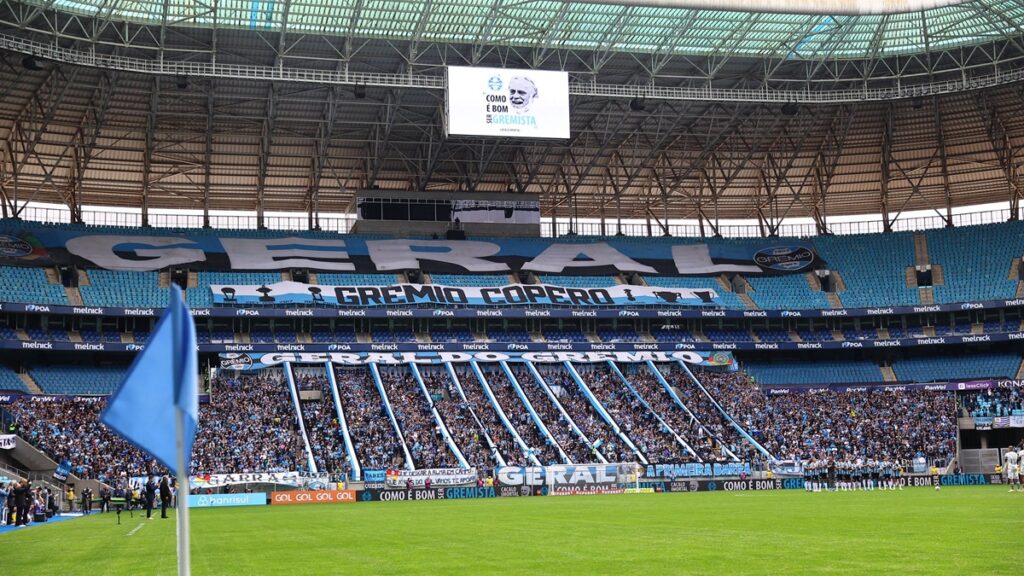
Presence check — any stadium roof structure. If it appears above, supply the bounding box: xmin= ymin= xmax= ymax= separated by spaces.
xmin=1 ymin=0 xmax=1024 ymax=233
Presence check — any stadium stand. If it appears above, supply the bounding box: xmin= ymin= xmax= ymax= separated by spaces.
xmin=80 ymin=270 xmax=165 ymax=307
xmin=812 ymin=232 xmax=918 ymax=308
xmin=743 ymin=359 xmax=884 ymax=385
xmin=891 ymin=353 xmax=1020 ymax=382
xmin=317 ymin=273 xmax=399 ymax=286
xmin=0 ymin=365 xmax=29 ymax=393
xmin=333 ymin=367 xmax=406 ymax=470
xmin=926 ymin=222 xmax=1024 ymax=303
xmin=29 ymin=365 xmax=126 ymax=395
xmin=746 ymin=275 xmax=829 ymax=310
xmin=651 ymin=276 xmax=744 ymax=309
xmin=430 ymin=274 xmax=511 ymax=287
xmin=538 ymin=275 xmax=618 ymax=287
xmin=379 ymin=369 xmax=459 ymax=469
xmin=0 ymin=266 xmax=68 ymax=305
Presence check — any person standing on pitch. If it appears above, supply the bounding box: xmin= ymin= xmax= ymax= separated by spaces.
xmin=159 ymin=476 xmax=172 ymax=519
xmin=144 ymin=474 xmax=157 ymax=519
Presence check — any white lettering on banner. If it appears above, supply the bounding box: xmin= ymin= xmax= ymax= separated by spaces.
xmin=210 ymin=281 xmax=716 ymax=307
xmin=65 ymin=235 xmax=206 ymax=272
xmin=366 ymin=240 xmax=509 ymax=272
xmin=671 ymin=244 xmax=760 ymax=275
xmin=0 ymin=434 xmax=16 ymax=449
xmin=220 ymin=237 xmax=354 ymax=271
xmin=384 ymin=468 xmax=479 ymax=488
xmin=496 ymin=464 xmax=635 ymax=487
xmin=190 ymin=471 xmax=301 ymax=489
xmin=522 ymin=242 xmax=656 ymax=274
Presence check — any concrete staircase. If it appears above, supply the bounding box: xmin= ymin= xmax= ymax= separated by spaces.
xmin=831 ymin=329 xmax=845 ymax=341
xmin=296 ymin=332 xmax=312 ymax=344
xmin=17 ymin=372 xmax=42 ymax=393
xmin=417 ymin=332 xmax=432 ymax=343
xmin=919 ymin=286 xmax=934 ymax=305
xmin=308 ymin=272 xmax=319 ymax=285
xmin=932 ymin=264 xmax=945 ymax=286
xmin=158 ymin=270 xmax=170 ymax=288
xmin=877 ymin=327 xmax=891 ymax=339
xmin=826 ymin=293 xmax=844 ymax=308
xmin=788 ymin=330 xmax=802 ymax=343
xmin=904 ymin=267 xmax=918 ymax=288
xmin=77 ymin=269 xmax=91 ymax=286
xmin=912 ymin=233 xmax=930 ymax=267
xmin=356 ymin=332 xmax=373 ymax=343
xmin=1015 ymin=357 xmax=1024 ymax=379
xmin=880 ymin=365 xmax=898 ymax=383
xmin=44 ymin=267 xmax=60 ymax=285
xmin=64 ymin=287 xmax=83 ymax=305
xmin=970 ymin=323 xmax=984 ymax=335
xmin=68 ymin=331 xmax=82 ymax=343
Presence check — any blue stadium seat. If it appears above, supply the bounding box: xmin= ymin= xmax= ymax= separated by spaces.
xmin=431 ymin=274 xmax=511 ymax=287
xmin=0 ymin=365 xmax=30 ymax=393
xmin=80 ymin=270 xmax=165 ymax=307
xmin=812 ymin=232 xmax=918 ymax=308
xmin=317 ymin=273 xmax=399 ymax=285
xmin=30 ymin=365 xmax=127 ymax=395
xmin=747 ymin=275 xmax=829 ymax=310
xmin=538 ymin=275 xmax=618 ymax=287
xmin=892 ymin=354 xmax=1020 ymax=382
xmin=0 ymin=266 xmax=68 ymax=305
xmin=744 ymin=359 xmax=883 ymax=385
xmin=927 ymin=221 xmax=1024 ymax=303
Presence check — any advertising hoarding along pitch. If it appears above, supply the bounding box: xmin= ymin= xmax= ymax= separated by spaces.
xmin=446 ymin=66 xmax=570 ymax=139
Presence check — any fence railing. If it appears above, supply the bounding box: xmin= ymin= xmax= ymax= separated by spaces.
xmin=8 ymin=203 xmax=1018 ymax=238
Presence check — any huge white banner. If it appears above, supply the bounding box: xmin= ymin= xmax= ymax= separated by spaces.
xmin=385 ymin=467 xmax=478 ymax=488
xmin=446 ymin=66 xmax=570 ymax=139
xmin=191 ymin=471 xmax=301 ymax=489
xmin=0 ymin=434 xmax=15 ymax=450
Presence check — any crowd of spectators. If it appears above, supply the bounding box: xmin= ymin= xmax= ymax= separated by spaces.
xmin=422 ymin=368 xmax=497 ymax=470
xmin=626 ymin=369 xmax=720 ymax=462
xmin=297 ymin=373 xmax=350 ymax=480
xmin=485 ymin=368 xmax=563 ymax=465
xmin=704 ymin=370 xmax=957 ymax=464
xmin=583 ymin=366 xmax=690 ymax=463
xmin=379 ymin=369 xmax=459 ymax=469
xmin=457 ymin=369 xmax=531 ymax=466
xmin=512 ymin=366 xmax=598 ymax=463
xmin=538 ymin=366 xmax=638 ymax=463
xmin=8 ymin=397 xmax=157 ymax=481
xmin=659 ymin=366 xmax=751 ymax=461
xmin=334 ymin=368 xmax=406 ymax=470
xmin=191 ymin=374 xmax=302 ymax=474
xmin=961 ymin=387 xmax=1024 ymax=417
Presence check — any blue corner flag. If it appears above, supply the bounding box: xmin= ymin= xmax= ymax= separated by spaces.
xmin=101 ymin=285 xmax=198 ymax=476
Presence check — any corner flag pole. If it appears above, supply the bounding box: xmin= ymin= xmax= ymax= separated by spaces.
xmin=176 ymin=406 xmax=191 ymax=576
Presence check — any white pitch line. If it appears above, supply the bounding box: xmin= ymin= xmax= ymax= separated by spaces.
xmin=126 ymin=522 xmax=145 ymax=537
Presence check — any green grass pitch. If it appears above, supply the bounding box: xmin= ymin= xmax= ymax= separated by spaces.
xmin=5 ymin=486 xmax=1021 ymax=575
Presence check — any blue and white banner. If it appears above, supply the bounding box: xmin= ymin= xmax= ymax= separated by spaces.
xmin=0 ymin=434 xmax=16 ymax=450
xmin=210 ymin=281 xmax=718 ymax=308
xmin=0 ymin=220 xmax=821 ymax=276
xmin=495 ymin=464 xmax=638 ymax=488
xmin=187 ymin=493 xmax=268 ymax=508
xmin=217 ymin=350 xmax=734 ymax=371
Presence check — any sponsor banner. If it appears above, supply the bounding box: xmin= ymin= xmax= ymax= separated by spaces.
xmin=622 ymin=487 xmax=656 ymax=494
xmin=446 ymin=66 xmax=570 ymax=139
xmin=549 ymin=486 xmax=626 ymax=497
xmin=5 ymin=333 xmax=1024 ymax=356
xmin=218 ymin=350 xmax=734 ymax=371
xmin=496 ymin=464 xmax=637 ymax=488
xmin=0 ymin=434 xmax=15 ymax=450
xmin=0 ymin=221 xmax=823 ymax=276
xmin=496 ymin=485 xmax=537 ymax=498
xmin=973 ymin=414 xmax=1024 ymax=429
xmin=211 ymin=281 xmax=718 ymax=308
xmin=0 ymin=302 xmax=1021 ymax=321
xmin=644 ymin=462 xmax=751 ymax=479
xmin=191 ymin=471 xmax=301 ymax=489
xmin=384 ymin=468 xmax=478 ymax=488
xmin=443 ymin=487 xmax=496 ymax=500
xmin=188 ymin=493 xmax=268 ymax=508
xmin=358 ymin=488 xmax=447 ymax=502
xmin=996 ymin=379 xmax=1024 ymax=388
xmin=53 ymin=460 xmax=72 ymax=482
xmin=762 ymin=380 xmax=996 ymax=394
xmin=270 ymin=490 xmax=357 ymax=505
xmin=0 ymin=392 xmax=21 ymax=404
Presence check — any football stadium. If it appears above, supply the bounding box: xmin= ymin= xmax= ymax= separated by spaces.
xmin=1 ymin=0 xmax=1024 ymax=573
